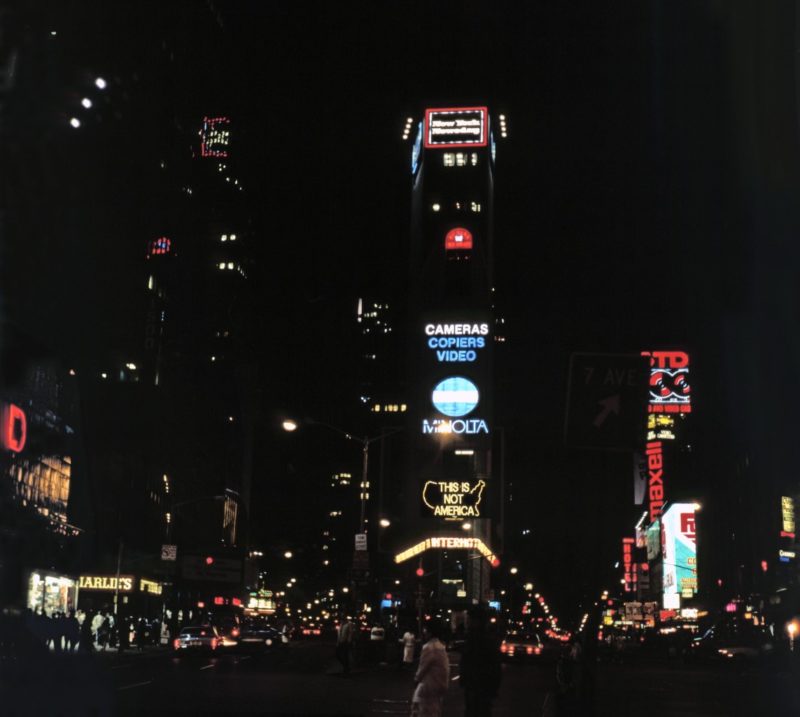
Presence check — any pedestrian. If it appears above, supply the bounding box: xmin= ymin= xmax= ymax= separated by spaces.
xmin=336 ymin=614 xmax=356 ymax=675
xmin=411 ymin=621 xmax=450 ymax=717
xmin=459 ymin=606 xmax=502 ymax=717
xmin=401 ymin=627 xmax=417 ymax=668
xmin=67 ymin=611 xmax=80 ymax=652
xmin=135 ymin=617 xmax=147 ymax=650
xmin=79 ymin=611 xmax=95 ymax=653
xmin=98 ymin=612 xmax=110 ymax=650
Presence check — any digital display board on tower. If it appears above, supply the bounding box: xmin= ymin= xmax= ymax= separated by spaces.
xmin=424 ymin=108 xmax=488 ymax=149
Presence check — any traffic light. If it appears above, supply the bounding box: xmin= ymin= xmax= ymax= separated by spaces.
xmin=205 ymin=556 xmax=214 ymax=565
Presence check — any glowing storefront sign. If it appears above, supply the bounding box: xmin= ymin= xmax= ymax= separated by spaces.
xmin=424 ymin=107 xmax=488 ymax=149
xmin=394 ymin=536 xmax=497 ymax=565
xmin=139 ymin=578 xmax=162 ymax=595
xmin=422 ymin=418 xmax=489 ymax=435
xmin=641 ymin=351 xmax=691 ymax=414
xmin=78 ymin=575 xmax=134 ymax=592
xmin=1 ymin=402 xmax=27 ymax=453
xmin=445 ymin=228 xmax=473 ymax=251
xmin=422 ymin=479 xmax=485 ymax=520
xmin=779 ymin=550 xmax=796 ymax=562
xmin=662 ymin=503 xmax=697 ymax=598
xmin=622 ymin=538 xmax=635 ymax=593
xmin=432 ymin=377 xmax=479 ymax=417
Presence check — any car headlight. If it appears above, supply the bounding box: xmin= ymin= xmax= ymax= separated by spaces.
xmin=265 ymin=638 xmax=273 ymax=646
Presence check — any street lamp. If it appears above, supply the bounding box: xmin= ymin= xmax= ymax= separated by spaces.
xmin=282 ymin=417 xmax=402 ymax=534
xmin=379 ymin=518 xmax=391 ymax=528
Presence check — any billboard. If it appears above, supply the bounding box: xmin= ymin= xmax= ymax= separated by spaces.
xmin=424 ymin=107 xmax=488 ymax=149
xmin=662 ymin=503 xmax=697 ymax=598
xmin=641 ymin=351 xmax=691 ymax=414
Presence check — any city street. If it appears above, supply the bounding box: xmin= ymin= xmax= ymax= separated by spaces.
xmin=6 ymin=639 xmax=800 ymax=716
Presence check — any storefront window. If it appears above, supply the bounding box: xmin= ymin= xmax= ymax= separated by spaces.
xmin=27 ymin=571 xmax=77 ymax=616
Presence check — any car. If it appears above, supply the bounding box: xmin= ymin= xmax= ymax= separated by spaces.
xmin=500 ymin=631 xmax=545 ymax=661
xmin=369 ymin=626 xmax=385 ymax=641
xmin=172 ymin=626 xmax=222 ymax=654
xmin=690 ymin=617 xmax=774 ymax=661
xmin=235 ymin=619 xmax=289 ymax=653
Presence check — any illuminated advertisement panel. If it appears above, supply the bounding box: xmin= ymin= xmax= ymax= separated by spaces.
xmin=781 ymin=496 xmax=795 ymax=537
xmin=1 ymin=402 xmax=27 ymax=453
xmin=641 ymin=351 xmax=691 ymax=414
xmin=445 ymin=228 xmax=473 ymax=251
xmin=662 ymin=503 xmax=697 ymax=598
xmin=424 ymin=107 xmax=488 ymax=149
xmin=421 ymin=479 xmax=486 ymax=520
xmin=420 ymin=318 xmax=491 ymax=436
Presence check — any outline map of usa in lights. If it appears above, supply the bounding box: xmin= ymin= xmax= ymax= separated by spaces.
xmin=432 ymin=377 xmax=479 ymax=417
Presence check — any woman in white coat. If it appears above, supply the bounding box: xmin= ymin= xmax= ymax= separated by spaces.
xmin=412 ymin=622 xmax=450 ymax=717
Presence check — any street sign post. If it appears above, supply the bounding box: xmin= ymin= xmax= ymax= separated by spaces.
xmin=354 ymin=533 xmax=367 ymax=551
xmin=564 ymin=352 xmax=648 ymax=451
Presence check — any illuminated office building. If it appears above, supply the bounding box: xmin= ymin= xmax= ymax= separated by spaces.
xmin=392 ymin=107 xmax=506 ymax=605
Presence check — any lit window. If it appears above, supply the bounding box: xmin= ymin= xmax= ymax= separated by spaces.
xmin=443 ymin=154 xmax=455 ymax=167
xmin=471 ymin=153 xmax=478 ymax=166
xmin=221 ymin=234 xmax=227 ymax=242
xmin=456 ymin=153 xmax=467 ymax=167
xmin=230 ymin=234 xmax=237 ymax=241
xmin=218 ymin=262 xmax=225 ymax=269
xmin=227 ymin=262 xmax=234 ymax=270
xmin=432 ymin=203 xmax=441 ymax=212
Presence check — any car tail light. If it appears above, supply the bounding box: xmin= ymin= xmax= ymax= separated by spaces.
xmin=526 ymin=646 xmax=534 ymax=655
xmin=500 ymin=643 xmax=507 ymax=653
xmin=211 ymin=638 xmax=218 ymax=650
xmin=173 ymin=638 xmax=180 ymax=650
xmin=535 ymin=647 xmax=542 ymax=655
xmin=231 ymin=628 xmax=240 ymax=637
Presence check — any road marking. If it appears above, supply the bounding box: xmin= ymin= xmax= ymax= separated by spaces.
xmin=118 ymin=681 xmax=152 ymax=691
xmin=200 ymin=663 xmax=215 ymax=670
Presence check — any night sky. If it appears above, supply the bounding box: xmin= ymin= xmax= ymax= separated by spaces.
xmin=5 ymin=1 xmax=797 ymax=624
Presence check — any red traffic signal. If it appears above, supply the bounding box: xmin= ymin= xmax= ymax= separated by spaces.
xmin=205 ymin=556 xmax=214 ymax=565
xmin=416 ymin=567 xmax=424 ymax=577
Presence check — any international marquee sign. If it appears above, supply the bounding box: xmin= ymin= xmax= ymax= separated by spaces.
xmin=422 ymin=479 xmax=486 ymax=520
xmin=424 ymin=107 xmax=488 ymax=149
xmin=394 ymin=536 xmax=498 ymax=565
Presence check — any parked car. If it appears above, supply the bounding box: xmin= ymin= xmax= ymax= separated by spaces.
xmin=172 ymin=626 xmax=222 ymax=655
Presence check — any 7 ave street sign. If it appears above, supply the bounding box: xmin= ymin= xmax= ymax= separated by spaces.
xmin=565 ymin=352 xmax=648 ymax=451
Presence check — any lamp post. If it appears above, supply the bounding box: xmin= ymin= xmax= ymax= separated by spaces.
xmin=283 ymin=418 xmax=402 ymax=536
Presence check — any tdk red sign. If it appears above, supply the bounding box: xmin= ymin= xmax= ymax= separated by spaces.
xmin=641 ymin=351 xmax=691 ymax=414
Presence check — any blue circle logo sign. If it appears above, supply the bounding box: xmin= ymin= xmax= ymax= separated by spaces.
xmin=432 ymin=377 xmax=479 ymax=417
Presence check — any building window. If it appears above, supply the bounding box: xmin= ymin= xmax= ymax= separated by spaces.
xmin=470 ymin=201 xmax=482 ymax=213
xmin=443 ymin=153 xmax=455 ymax=167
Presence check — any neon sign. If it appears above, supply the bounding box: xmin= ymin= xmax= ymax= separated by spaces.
xmin=646 ymin=441 xmax=665 ymax=523
xmin=1 ymin=402 xmax=26 ymax=453
xmin=445 ymin=228 xmax=473 ymax=251
xmin=79 ymin=575 xmax=134 ymax=592
xmin=641 ymin=351 xmax=691 ymax=414
xmin=623 ymin=538 xmax=635 ymax=592
xmin=424 ymin=107 xmax=488 ymax=149
xmin=782 ymin=496 xmax=795 ymax=533
xmin=200 ymin=116 xmax=230 ymax=158
xmin=422 ymin=480 xmax=485 ymax=520
xmin=394 ymin=536 xmax=498 ymax=565
xmin=425 ymin=323 xmax=488 ymax=363
xmin=422 ymin=418 xmax=489 ymax=435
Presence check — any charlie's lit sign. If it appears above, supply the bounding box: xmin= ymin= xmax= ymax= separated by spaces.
xmin=1 ymin=402 xmax=27 ymax=453
xmin=139 ymin=578 xmax=162 ymax=595
xmin=425 ymin=323 xmax=488 ymax=363
xmin=424 ymin=107 xmax=488 ymax=149
xmin=641 ymin=351 xmax=691 ymax=414
xmin=394 ymin=536 xmax=498 ymax=565
xmin=79 ymin=575 xmax=134 ymax=592
xmin=422 ymin=480 xmax=485 ymax=520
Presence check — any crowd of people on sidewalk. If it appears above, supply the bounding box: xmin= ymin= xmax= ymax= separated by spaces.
xmin=22 ymin=608 xmax=168 ymax=653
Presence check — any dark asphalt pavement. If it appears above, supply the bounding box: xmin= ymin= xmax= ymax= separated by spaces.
xmin=4 ymin=639 xmax=800 ymax=716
